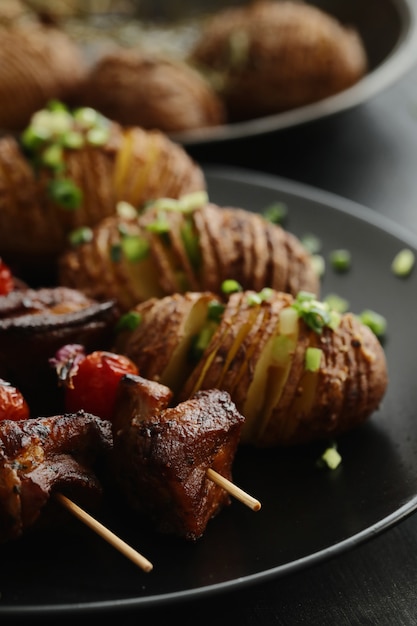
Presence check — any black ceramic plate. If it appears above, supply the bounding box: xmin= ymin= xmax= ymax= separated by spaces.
xmin=169 ymin=0 xmax=417 ymax=146
xmin=2 ymin=168 xmax=417 ymax=618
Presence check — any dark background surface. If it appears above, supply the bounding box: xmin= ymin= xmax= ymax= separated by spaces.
xmin=5 ymin=45 xmax=417 ymax=626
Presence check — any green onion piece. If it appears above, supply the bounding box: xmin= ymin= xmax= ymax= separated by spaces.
xmin=228 ymin=29 xmax=250 ymax=68
xmin=221 ymin=279 xmax=242 ymax=294
xmin=41 ymin=143 xmax=64 ymax=169
xmin=180 ymin=219 xmax=201 ymax=268
xmin=358 ymin=309 xmax=387 ymax=338
xmin=150 ymin=198 xmax=180 ymax=212
xmin=317 ymin=444 xmax=342 ymax=470
xmin=301 ymin=233 xmax=322 ymax=254
xmin=207 ymin=300 xmax=225 ymax=322
xmin=292 ymin=291 xmax=339 ymax=334
xmin=116 ymin=311 xmax=142 ymax=332
xmin=311 ymin=254 xmax=325 ymax=278
xmin=262 ymin=201 xmax=288 ymax=224
xmin=329 ymin=249 xmax=351 ymax=272
xmin=305 ymin=347 xmax=322 ymax=372
xmin=391 ymin=248 xmax=415 ymax=277
xmin=21 ymin=124 xmax=51 ymax=150
xmin=47 ymin=178 xmax=82 ymax=210
xmin=190 ymin=321 xmax=217 ymax=362
xmin=61 ymin=130 xmax=84 ymax=149
xmin=177 ymin=190 xmax=208 ymax=213
xmin=68 ymin=226 xmax=93 ymax=246
xmin=323 ymin=293 xmax=349 ymax=313
xmin=258 ymin=287 xmax=274 ymax=301
xmin=247 ymin=292 xmax=262 ymax=306
xmin=116 ymin=201 xmax=137 ymax=219
xmin=47 ymin=99 xmax=68 ymax=112
xmin=86 ymin=126 xmax=110 ymax=146
xmin=145 ymin=212 xmax=171 ymax=234
xmin=73 ymin=107 xmax=103 ymax=129
xmin=121 ymin=236 xmax=150 ymax=262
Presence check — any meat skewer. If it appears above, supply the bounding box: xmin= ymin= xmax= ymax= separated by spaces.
xmin=111 ymin=373 xmax=258 ymax=540
xmin=0 ymin=411 xmax=153 ymax=571
xmin=55 ymin=493 xmax=153 ymax=572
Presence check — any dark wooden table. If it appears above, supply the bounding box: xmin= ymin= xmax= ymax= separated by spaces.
xmin=13 ymin=59 xmax=417 ymax=626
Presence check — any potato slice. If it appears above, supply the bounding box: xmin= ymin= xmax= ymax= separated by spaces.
xmin=118 ymin=291 xmax=217 ymax=394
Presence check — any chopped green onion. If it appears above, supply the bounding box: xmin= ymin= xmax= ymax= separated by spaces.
xmin=121 ymin=236 xmax=150 ymax=262
xmin=41 ymin=143 xmax=64 ymax=169
xmin=358 ymin=309 xmax=387 ymax=338
xmin=301 ymin=233 xmax=322 ymax=254
xmin=145 ymin=212 xmax=171 ymax=233
xmin=317 ymin=443 xmax=342 ymax=470
xmin=116 ymin=311 xmax=142 ymax=332
xmin=61 ymin=131 xmax=84 ymax=149
xmin=311 ymin=254 xmax=325 ymax=278
xmin=178 ymin=190 xmax=208 ymax=212
xmin=258 ymin=287 xmax=274 ymax=301
xmin=292 ymin=291 xmax=340 ymax=334
xmin=68 ymin=226 xmax=93 ymax=246
xmin=323 ymin=293 xmax=349 ymax=314
xmin=247 ymin=292 xmax=262 ymax=306
xmin=221 ymin=279 xmax=242 ymax=294
xmin=116 ymin=201 xmax=137 ymax=219
xmin=329 ymin=249 xmax=351 ymax=272
xmin=47 ymin=178 xmax=82 ymax=210
xmin=73 ymin=106 xmax=104 ymax=129
xmin=86 ymin=126 xmax=110 ymax=146
xmin=391 ymin=248 xmax=415 ymax=277
xmin=207 ymin=300 xmax=225 ymax=322
xmin=262 ymin=201 xmax=287 ymax=224
xmin=305 ymin=347 xmax=322 ymax=372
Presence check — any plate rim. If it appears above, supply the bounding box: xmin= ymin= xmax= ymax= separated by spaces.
xmin=169 ymin=0 xmax=417 ymax=146
xmin=2 ymin=166 xmax=417 ymax=617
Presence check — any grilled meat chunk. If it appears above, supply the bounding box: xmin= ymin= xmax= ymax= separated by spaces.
xmin=111 ymin=374 xmax=244 ymax=540
xmin=0 ymin=412 xmax=112 ymax=542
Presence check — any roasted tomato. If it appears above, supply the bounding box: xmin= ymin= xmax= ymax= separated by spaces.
xmin=0 ymin=379 xmax=30 ymax=421
xmin=52 ymin=344 xmax=139 ymax=421
xmin=0 ymin=259 xmax=14 ymax=295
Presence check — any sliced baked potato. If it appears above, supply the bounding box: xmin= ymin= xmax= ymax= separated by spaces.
xmin=59 ymin=197 xmax=319 ymax=311
xmin=189 ymin=0 xmax=368 ymax=121
xmin=0 ymin=102 xmax=205 ymax=279
xmin=115 ymin=289 xmax=388 ymax=447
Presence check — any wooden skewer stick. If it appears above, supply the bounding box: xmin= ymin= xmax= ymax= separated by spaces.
xmin=55 ymin=493 xmax=153 ymax=572
xmin=206 ymin=468 xmax=261 ymax=511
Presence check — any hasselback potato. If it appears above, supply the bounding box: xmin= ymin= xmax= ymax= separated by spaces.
xmin=114 ymin=289 xmax=388 ymax=447
xmin=58 ymin=196 xmax=319 ymax=312
xmin=189 ymin=0 xmax=367 ymax=122
xmin=0 ymin=102 xmax=205 ymax=278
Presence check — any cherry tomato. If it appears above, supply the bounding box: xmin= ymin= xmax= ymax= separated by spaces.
xmin=0 ymin=379 xmax=30 ymax=421
xmin=64 ymin=350 xmax=139 ymax=421
xmin=0 ymin=259 xmax=14 ymax=295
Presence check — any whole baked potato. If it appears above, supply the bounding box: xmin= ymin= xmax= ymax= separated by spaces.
xmin=189 ymin=0 xmax=368 ymax=121
xmin=114 ymin=289 xmax=388 ymax=447
xmin=58 ymin=196 xmax=319 ymax=311
xmin=77 ymin=48 xmax=226 ymax=134
xmin=0 ymin=103 xmax=205 ymax=280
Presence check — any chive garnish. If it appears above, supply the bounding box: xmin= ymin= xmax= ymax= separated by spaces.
xmin=391 ymin=248 xmax=415 ymax=277
xmin=116 ymin=311 xmax=142 ymax=332
xmin=47 ymin=178 xmax=83 ymax=210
